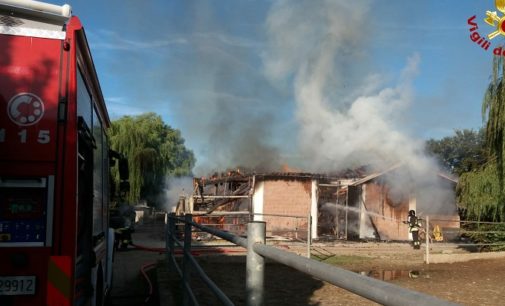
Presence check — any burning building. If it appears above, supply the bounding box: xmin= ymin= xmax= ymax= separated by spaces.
xmin=182 ymin=164 xmax=460 ymax=242
xmin=345 ymin=164 xmax=460 ymax=241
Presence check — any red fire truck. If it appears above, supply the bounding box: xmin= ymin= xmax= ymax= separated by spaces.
xmin=0 ymin=1 xmax=124 ymax=305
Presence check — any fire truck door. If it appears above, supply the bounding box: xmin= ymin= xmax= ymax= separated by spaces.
xmin=75 ymin=116 xmax=94 ymax=303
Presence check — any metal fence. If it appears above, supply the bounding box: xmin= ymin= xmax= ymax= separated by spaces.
xmin=186 ymin=212 xmax=312 ymax=257
xmin=189 ymin=212 xmax=309 ymax=236
xmin=165 ymin=213 xmax=458 ymax=306
xmin=422 ymin=216 xmax=505 ymax=264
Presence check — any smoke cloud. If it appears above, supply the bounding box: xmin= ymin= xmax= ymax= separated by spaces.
xmin=110 ymin=1 xmax=455 ymax=214
xmin=263 ymin=0 xmax=421 ymax=171
xmin=161 ymin=176 xmax=194 ymax=212
xmin=148 ymin=2 xmax=289 ymax=175
xmin=166 ymin=0 xmax=438 ymax=177
xmin=261 ymin=0 xmax=455 ymax=214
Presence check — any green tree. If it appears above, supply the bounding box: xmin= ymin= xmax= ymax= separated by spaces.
xmin=109 ymin=113 xmax=195 ymax=205
xmin=425 ymin=129 xmax=487 ymax=176
xmin=457 ymin=56 xmax=505 ymax=221
xmin=482 ymin=55 xmax=505 ymax=188
xmin=457 ymin=159 xmax=503 ymax=221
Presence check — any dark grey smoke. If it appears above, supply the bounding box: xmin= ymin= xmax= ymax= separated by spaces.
xmin=97 ymin=1 xmax=450 ymax=192
xmin=90 ymin=1 xmax=288 ymax=175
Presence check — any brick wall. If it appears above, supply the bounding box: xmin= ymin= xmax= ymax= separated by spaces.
xmin=262 ymin=179 xmax=311 ymax=238
xmin=364 ymin=182 xmax=410 ymax=240
xmin=363 ymin=181 xmax=460 ymax=241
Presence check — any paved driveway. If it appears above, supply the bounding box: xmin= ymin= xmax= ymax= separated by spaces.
xmin=108 ymin=221 xmax=166 ymax=306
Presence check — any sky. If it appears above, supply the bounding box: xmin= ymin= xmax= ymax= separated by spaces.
xmin=49 ymin=0 xmax=505 ymax=174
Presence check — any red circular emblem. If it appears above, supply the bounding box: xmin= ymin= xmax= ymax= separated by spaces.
xmin=7 ymin=93 xmax=45 ymax=126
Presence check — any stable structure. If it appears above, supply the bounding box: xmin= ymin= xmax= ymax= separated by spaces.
xmin=186 ymin=164 xmax=460 ymax=241
xmin=345 ymin=164 xmax=460 ymax=241
xmin=189 ymin=171 xmax=363 ymax=239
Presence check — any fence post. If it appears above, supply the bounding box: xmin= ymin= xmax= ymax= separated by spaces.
xmin=167 ymin=213 xmax=176 ymax=271
xmin=425 ymin=215 xmax=430 ymax=264
xmin=307 ymin=212 xmax=312 ymax=258
xmin=165 ymin=213 xmax=169 ymax=268
xmin=246 ymin=221 xmax=266 ymax=306
xmin=295 ymin=217 xmax=299 ymax=240
xmin=182 ymin=214 xmax=193 ymax=305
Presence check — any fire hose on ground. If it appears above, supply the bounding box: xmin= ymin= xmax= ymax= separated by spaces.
xmin=132 ymin=244 xmax=245 ymax=305
xmin=131 ymin=243 xmax=247 ymax=255
xmin=140 ymin=262 xmax=157 ymax=305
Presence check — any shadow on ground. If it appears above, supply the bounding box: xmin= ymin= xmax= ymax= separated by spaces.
xmin=161 ymin=255 xmax=353 ymax=306
xmin=108 ymin=218 xmax=166 ymax=306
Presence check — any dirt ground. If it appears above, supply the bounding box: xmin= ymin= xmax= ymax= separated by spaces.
xmin=121 ymin=220 xmax=505 ymax=306
xmin=164 ymin=242 xmax=505 ymax=306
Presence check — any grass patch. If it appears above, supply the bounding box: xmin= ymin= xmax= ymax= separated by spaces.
xmin=312 ymin=254 xmax=368 ymax=266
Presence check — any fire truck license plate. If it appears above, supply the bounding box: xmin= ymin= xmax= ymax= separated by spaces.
xmin=0 ymin=276 xmax=36 ymax=295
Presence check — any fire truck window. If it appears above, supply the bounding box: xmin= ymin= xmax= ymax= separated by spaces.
xmin=77 ymin=69 xmax=92 ymax=129
xmin=92 ymin=107 xmax=104 ymax=236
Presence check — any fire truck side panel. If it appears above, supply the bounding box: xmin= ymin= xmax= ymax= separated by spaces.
xmin=0 ymin=25 xmax=65 ymax=305
xmin=0 ymin=34 xmax=60 ymax=161
xmin=0 ymin=8 xmax=112 ymax=306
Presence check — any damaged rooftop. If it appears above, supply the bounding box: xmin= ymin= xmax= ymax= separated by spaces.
xmin=195 ymin=165 xmax=372 ymax=185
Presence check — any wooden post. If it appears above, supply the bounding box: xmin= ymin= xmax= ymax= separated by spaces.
xmin=307 ymin=212 xmax=312 ymax=258
xmin=425 ymin=215 xmax=430 ymax=264
xmin=182 ymin=214 xmax=192 ymax=305
xmin=167 ymin=213 xmax=176 ymax=271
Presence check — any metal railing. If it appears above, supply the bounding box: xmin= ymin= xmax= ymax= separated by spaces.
xmin=422 ymin=217 xmax=505 ymax=264
xmin=190 ymin=212 xmax=309 ymax=236
xmin=166 ymin=213 xmax=459 ymax=306
xmin=189 ymin=212 xmax=312 ymax=257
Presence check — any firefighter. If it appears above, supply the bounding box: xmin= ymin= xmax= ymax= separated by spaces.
xmin=405 ymin=210 xmax=421 ymax=249
xmin=111 ymin=203 xmax=136 ymax=250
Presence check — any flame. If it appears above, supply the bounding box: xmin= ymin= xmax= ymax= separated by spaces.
xmin=281 ymin=163 xmax=300 ymax=173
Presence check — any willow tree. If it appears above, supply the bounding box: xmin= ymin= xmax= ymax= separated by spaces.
xmin=108 ymin=113 xmax=195 ymax=205
xmin=458 ymin=56 xmax=505 ymax=221
xmin=457 ymin=159 xmax=503 ymax=220
xmin=482 ymin=56 xmax=505 ymax=185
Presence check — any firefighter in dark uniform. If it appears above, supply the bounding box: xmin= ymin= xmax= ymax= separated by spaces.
xmin=405 ymin=210 xmax=421 ymax=249
xmin=110 ymin=203 xmax=136 ymax=250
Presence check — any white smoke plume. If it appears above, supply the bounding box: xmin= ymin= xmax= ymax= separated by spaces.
xmin=162 ymin=176 xmax=194 ymax=212
xmin=120 ymin=1 xmax=455 ymax=216
xmin=263 ymin=0 xmax=427 ymax=172
xmin=262 ymin=0 xmax=455 ymax=214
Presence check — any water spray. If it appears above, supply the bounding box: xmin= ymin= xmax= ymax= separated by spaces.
xmin=325 ymin=202 xmax=402 ymax=223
